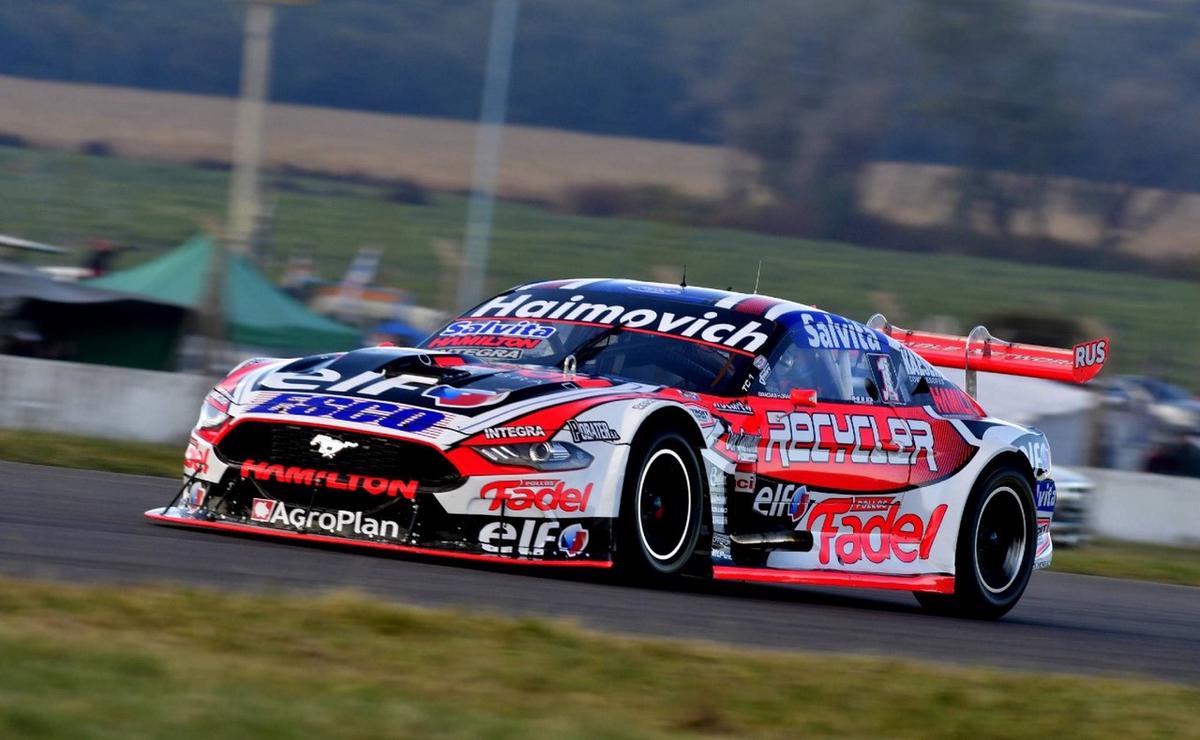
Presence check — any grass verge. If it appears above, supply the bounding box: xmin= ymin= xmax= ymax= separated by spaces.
xmin=1051 ymin=539 xmax=1200 ymax=587
xmin=0 ymin=429 xmax=180 ymax=478
xmin=0 ymin=577 xmax=1198 ymax=739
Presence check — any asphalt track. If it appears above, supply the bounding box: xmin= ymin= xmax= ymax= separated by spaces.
xmin=2 ymin=461 xmax=1198 ymax=684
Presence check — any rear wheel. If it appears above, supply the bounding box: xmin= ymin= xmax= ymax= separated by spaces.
xmin=614 ymin=430 xmax=703 ymax=579
xmin=915 ymin=467 xmax=1035 ymax=620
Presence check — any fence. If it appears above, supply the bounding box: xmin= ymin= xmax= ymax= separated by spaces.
xmin=0 ymin=354 xmax=210 ymax=444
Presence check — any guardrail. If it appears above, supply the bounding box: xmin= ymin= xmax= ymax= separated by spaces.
xmin=1077 ymin=467 xmax=1200 ymax=547
xmin=0 ymin=355 xmax=210 ymax=444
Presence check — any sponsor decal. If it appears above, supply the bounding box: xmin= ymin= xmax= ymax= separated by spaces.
xmin=310 ymin=434 xmax=358 ymax=459
xmin=483 ymin=425 xmax=546 ymax=440
xmin=798 ymin=312 xmax=883 ymax=352
xmin=239 ymin=460 xmax=418 ymax=500
xmin=753 ymin=354 xmax=772 ymax=385
xmin=469 ymin=292 xmax=771 ymax=352
xmin=249 ymin=498 xmax=401 ymax=539
xmin=250 ymin=498 xmax=276 ymax=521
xmin=631 ymin=398 xmax=656 ymax=410
xmin=184 ymin=441 xmax=210 ymax=474
xmin=1074 ymin=339 xmax=1107 ymax=368
xmin=248 ymin=393 xmax=445 ymax=433
xmin=426 ymin=335 xmax=543 ymax=351
xmin=873 ymin=355 xmax=900 ymax=403
xmin=725 ymin=431 xmax=760 ymax=459
xmin=764 ymin=410 xmax=936 ymax=470
xmin=753 ymin=483 xmax=810 ymax=520
xmin=628 ymin=284 xmax=682 ymax=295
xmin=558 ymin=523 xmax=590 ymax=556
xmin=804 ymin=496 xmax=948 ymax=566
xmin=1036 ymin=480 xmax=1057 ymax=514
xmin=755 ymin=391 xmax=790 ymax=399
xmin=440 ymin=347 xmax=525 ymax=360
xmin=480 ymin=479 xmax=593 ymax=512
xmin=714 ymin=399 xmax=754 ymax=415
xmin=788 ymin=486 xmax=812 ymax=522
xmin=479 ymin=520 xmax=565 ymax=556
xmin=1016 ymin=435 xmax=1051 ymax=473
xmin=733 ymin=466 xmax=755 ymax=492
xmin=439 ymin=319 xmax=556 ymax=338
xmin=686 ymin=404 xmax=715 ymax=427
xmin=422 ymin=385 xmax=509 ymax=408
xmin=566 ymin=419 xmax=621 ymax=443
xmin=181 ymin=481 xmax=207 ymax=514
xmin=1037 ymin=521 xmax=1052 ymax=556
xmin=900 ymin=347 xmax=941 ymax=379
xmin=928 ymin=386 xmax=978 ymax=416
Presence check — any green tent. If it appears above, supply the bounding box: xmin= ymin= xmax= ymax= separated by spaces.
xmin=88 ymin=235 xmax=360 ymax=353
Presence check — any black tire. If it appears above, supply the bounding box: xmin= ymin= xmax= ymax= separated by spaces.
xmin=613 ymin=429 xmax=703 ymax=580
xmin=914 ymin=467 xmax=1036 ymax=620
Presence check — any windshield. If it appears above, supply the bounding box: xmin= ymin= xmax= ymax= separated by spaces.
xmin=419 ymin=317 xmax=758 ymax=396
xmin=750 ymin=313 xmax=903 ymax=404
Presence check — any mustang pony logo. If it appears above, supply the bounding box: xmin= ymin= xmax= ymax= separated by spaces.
xmin=310 ymin=434 xmax=359 ymax=459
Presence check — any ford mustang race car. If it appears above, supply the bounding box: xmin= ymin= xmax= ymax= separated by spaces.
xmin=148 ymin=278 xmax=1108 ymax=619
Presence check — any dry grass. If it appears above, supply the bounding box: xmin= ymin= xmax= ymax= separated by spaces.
xmin=0 ymin=75 xmax=730 ymax=199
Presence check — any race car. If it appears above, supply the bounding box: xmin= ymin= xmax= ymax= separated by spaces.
xmin=148 ymin=278 xmax=1108 ymax=619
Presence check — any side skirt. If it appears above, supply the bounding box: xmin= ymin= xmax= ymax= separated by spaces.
xmin=712 ymin=566 xmax=954 ymax=594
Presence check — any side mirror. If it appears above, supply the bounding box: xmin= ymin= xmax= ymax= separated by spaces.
xmin=790 ymin=388 xmax=818 ymax=408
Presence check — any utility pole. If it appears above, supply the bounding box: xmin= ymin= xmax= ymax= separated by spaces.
xmin=455 ymin=0 xmax=520 ymax=311
xmin=205 ymin=0 xmax=312 ymax=370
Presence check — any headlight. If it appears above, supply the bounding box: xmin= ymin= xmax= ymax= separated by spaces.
xmin=195 ymin=392 xmax=231 ymax=440
xmin=477 ymin=441 xmax=593 ymax=471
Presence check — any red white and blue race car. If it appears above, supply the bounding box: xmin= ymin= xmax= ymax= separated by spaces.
xmin=148 ymin=279 xmax=1108 ymax=618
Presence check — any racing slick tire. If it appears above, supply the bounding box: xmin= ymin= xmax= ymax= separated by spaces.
xmin=614 ymin=429 xmax=703 ymax=580
xmin=915 ymin=467 xmax=1036 ymax=620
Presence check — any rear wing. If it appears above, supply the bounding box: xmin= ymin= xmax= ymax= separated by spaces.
xmin=866 ymin=314 xmax=1108 ymax=397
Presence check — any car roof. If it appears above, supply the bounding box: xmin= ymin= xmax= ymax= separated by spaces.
xmin=516 ymin=278 xmax=824 ymax=323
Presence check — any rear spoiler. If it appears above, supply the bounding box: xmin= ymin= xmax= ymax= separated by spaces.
xmin=866 ymin=314 xmax=1108 ymax=397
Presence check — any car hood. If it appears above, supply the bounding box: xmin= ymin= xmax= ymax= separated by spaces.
xmin=231 ymin=347 xmax=645 ymax=441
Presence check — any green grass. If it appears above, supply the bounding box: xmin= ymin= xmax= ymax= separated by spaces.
xmin=0 ymin=577 xmax=1197 ymax=739
xmin=1051 ymin=538 xmax=1200 ymax=587
xmin=1 ymin=145 xmax=1197 ymax=387
xmin=0 ymin=430 xmax=180 ymax=477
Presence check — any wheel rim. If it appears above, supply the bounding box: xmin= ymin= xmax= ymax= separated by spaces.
xmin=635 ymin=449 xmax=692 ymax=562
xmin=975 ymin=485 xmax=1027 ymax=594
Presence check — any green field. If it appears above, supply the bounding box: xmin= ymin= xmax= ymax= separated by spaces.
xmin=1 ymin=145 xmax=1198 ymax=387
xmin=1 ymin=577 xmax=1197 ymax=739
xmin=1050 ymin=538 xmax=1200 ymax=586
xmin=0 ymin=430 xmax=182 ymax=478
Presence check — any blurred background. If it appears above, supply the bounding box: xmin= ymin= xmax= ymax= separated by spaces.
xmin=0 ymin=0 xmax=1197 ymax=522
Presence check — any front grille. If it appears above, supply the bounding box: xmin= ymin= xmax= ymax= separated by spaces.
xmin=228 ymin=474 xmax=417 ymax=520
xmin=217 ymin=422 xmax=463 ymax=492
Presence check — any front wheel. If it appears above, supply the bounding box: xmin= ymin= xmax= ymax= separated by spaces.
xmin=613 ymin=430 xmax=703 ymax=580
xmin=915 ymin=467 xmax=1035 ymax=620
